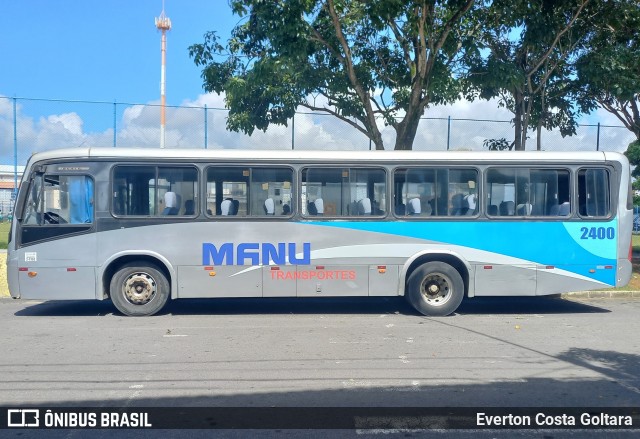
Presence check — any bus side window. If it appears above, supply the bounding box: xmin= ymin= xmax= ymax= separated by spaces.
xmin=488 ymin=168 xmax=571 ymax=217
xmin=578 ymin=168 xmax=610 ymax=217
xmin=394 ymin=167 xmax=477 ymax=217
xmin=302 ymin=167 xmax=385 ymax=217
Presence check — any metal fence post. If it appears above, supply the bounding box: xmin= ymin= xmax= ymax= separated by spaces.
xmin=13 ymin=97 xmax=18 ymax=202
xmin=447 ymin=116 xmax=451 ymax=150
xmin=292 ymin=113 xmax=295 ymax=150
xmin=204 ymin=104 xmax=208 ymax=149
xmin=113 ymin=101 xmax=117 ymax=147
xmin=596 ymin=122 xmax=600 ymax=151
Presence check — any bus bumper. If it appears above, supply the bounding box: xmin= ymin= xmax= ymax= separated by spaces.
xmin=617 ymin=258 xmax=633 ymax=288
xmin=6 ymin=252 xmax=20 ymax=299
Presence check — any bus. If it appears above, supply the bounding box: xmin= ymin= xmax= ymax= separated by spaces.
xmin=6 ymin=147 xmax=633 ymax=316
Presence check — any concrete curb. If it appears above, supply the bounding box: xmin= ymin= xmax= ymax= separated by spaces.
xmin=562 ymin=291 xmax=640 ymax=299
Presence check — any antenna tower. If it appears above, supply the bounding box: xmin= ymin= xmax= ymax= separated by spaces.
xmin=155 ymin=1 xmax=171 ymax=148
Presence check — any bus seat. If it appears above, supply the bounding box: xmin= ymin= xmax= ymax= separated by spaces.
xmin=184 ymin=199 xmax=195 ymax=215
xmin=395 ymin=203 xmax=406 ymax=216
xmin=357 ymin=198 xmax=371 ymax=215
xmin=314 ymin=198 xmax=324 ymax=215
xmin=264 ymin=198 xmax=275 ymax=215
xmin=162 ymin=192 xmax=179 ymax=215
xmin=488 ymin=204 xmax=498 ymax=216
xmin=499 ymin=201 xmax=515 ymax=216
xmin=308 ymin=201 xmax=317 ymax=215
xmin=516 ymin=203 xmax=532 ymax=216
xmin=220 ymin=199 xmax=232 ymax=216
xmin=464 ymin=194 xmax=477 ymax=215
xmin=558 ymin=202 xmax=570 ymax=216
xmin=451 ymin=193 xmax=466 ymax=215
xmin=408 ymin=198 xmax=421 ymax=215
xmin=531 ymin=203 xmax=544 ymax=216
xmin=231 ymin=200 xmax=240 ymax=215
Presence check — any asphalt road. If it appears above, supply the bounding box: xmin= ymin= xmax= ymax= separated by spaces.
xmin=1 ymin=295 xmax=639 ymax=438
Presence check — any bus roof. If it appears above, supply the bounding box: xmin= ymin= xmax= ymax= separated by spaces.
xmin=26 ymin=147 xmax=625 ymax=165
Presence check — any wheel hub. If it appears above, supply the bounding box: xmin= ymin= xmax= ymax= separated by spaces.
xmin=420 ymin=272 xmax=451 ymax=305
xmin=123 ymin=273 xmax=156 ymax=305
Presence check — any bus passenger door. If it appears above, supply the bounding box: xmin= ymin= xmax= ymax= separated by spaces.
xmin=16 ymin=173 xmax=97 ymax=300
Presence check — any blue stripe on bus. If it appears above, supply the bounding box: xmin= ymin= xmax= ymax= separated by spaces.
xmin=307 ymin=221 xmax=617 ymax=285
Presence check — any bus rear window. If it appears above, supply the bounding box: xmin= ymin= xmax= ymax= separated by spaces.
xmin=578 ymin=168 xmax=610 ymax=217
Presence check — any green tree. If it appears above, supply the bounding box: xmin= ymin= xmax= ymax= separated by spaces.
xmin=189 ymin=0 xmax=480 ymax=150
xmin=574 ymin=0 xmax=640 ymax=141
xmin=625 ymin=139 xmax=640 ymax=205
xmin=467 ymin=0 xmax=592 ymax=151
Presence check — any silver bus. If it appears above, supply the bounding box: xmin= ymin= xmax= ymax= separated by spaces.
xmin=6 ymin=147 xmax=633 ymax=316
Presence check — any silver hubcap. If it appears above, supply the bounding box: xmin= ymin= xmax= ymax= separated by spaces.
xmin=122 ymin=272 xmax=157 ymax=305
xmin=419 ymin=272 xmax=452 ymax=306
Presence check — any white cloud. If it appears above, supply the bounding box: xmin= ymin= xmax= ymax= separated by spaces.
xmin=0 ymin=94 xmax=636 ymax=166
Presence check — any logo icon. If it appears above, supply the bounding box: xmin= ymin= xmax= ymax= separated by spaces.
xmin=7 ymin=409 xmax=40 ymax=427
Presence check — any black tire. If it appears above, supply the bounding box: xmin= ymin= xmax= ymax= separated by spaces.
xmin=109 ymin=262 xmax=170 ymax=316
xmin=406 ymin=261 xmax=464 ymax=316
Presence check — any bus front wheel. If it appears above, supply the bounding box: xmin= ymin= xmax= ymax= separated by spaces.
xmin=406 ymin=261 xmax=464 ymax=316
xmin=109 ymin=262 xmax=170 ymax=316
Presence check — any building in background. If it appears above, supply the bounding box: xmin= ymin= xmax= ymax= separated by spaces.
xmin=0 ymin=165 xmax=24 ymax=216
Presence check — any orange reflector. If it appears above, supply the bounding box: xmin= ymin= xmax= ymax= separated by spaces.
xmin=589 ymin=269 xmax=596 ymax=273
xmin=67 ymin=268 xmax=76 ymax=272
xmin=28 ymin=272 xmax=37 ymax=278
xmin=209 ymin=272 xmax=216 ymax=277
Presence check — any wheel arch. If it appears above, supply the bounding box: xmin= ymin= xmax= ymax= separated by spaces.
xmin=399 ymin=250 xmax=474 ymax=298
xmin=98 ymin=251 xmax=175 ymax=300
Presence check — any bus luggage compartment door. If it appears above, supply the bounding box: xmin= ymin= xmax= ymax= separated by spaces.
xmin=296 ymin=265 xmax=369 ymax=297
xmin=16 ymin=240 xmax=97 ymax=300
xmin=474 ymin=264 xmax=536 ymax=296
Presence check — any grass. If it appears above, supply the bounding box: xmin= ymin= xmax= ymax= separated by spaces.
xmin=0 ymin=222 xmax=9 ymax=250
xmin=633 ymin=234 xmax=640 ymax=253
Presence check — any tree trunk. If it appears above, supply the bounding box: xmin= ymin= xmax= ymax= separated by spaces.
xmin=513 ymin=91 xmax=524 ymax=151
xmin=394 ymin=110 xmax=423 ymax=151
xmin=371 ymin=129 xmax=385 ymax=150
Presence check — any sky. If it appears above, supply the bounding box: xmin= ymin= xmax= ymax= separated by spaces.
xmin=0 ymin=1 xmax=635 ymax=165
xmin=0 ymin=0 xmax=235 ymax=105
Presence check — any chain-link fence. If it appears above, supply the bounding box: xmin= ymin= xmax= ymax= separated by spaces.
xmin=1 ymin=96 xmax=636 ymax=167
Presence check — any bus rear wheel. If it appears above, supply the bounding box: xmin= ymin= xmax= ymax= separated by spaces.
xmin=109 ymin=262 xmax=169 ymax=316
xmin=406 ymin=261 xmax=464 ymax=316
